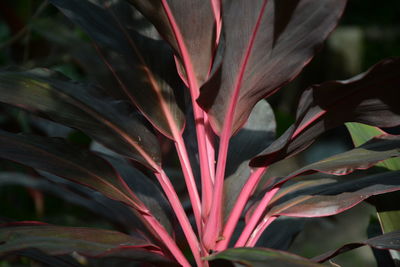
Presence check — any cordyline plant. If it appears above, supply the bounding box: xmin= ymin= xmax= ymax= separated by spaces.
xmin=1 ymin=0 xmax=400 ymax=266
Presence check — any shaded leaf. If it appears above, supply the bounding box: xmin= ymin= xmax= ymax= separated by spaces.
xmin=103 ymin=155 xmax=174 ymax=234
xmin=251 ymin=58 xmax=400 ymax=167
xmin=0 ymin=68 xmax=161 ymax=170
xmin=198 ymin=0 xmax=347 ymax=135
xmin=208 ymin=247 xmax=323 ymax=266
xmin=312 ymin=230 xmax=400 ymax=263
xmin=0 ymin=130 xmax=147 ymax=213
xmin=0 ymin=225 xmax=170 ymax=264
xmin=0 ymin=172 xmax=139 ymax=232
xmin=49 ymin=0 xmax=185 ymax=140
xmin=224 ymin=100 xmax=275 ymax=221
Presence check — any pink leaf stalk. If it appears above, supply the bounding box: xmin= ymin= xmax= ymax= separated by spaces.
xmin=235 ymin=185 xmax=281 ymax=247
xmin=203 ymin=0 xmax=269 ymax=250
xmin=215 ymin=167 xmax=268 ymax=251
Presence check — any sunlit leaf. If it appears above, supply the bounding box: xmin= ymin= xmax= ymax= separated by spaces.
xmin=198 ymin=0 xmax=347 ymax=135
xmin=252 ymin=58 xmax=400 ymax=167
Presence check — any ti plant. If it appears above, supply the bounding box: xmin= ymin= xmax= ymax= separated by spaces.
xmin=1 ymin=0 xmax=400 ymax=266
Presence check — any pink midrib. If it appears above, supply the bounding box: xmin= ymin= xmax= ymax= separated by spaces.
xmin=204 ymin=0 xmax=269 ymax=249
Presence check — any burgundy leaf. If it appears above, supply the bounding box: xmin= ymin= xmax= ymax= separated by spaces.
xmin=0 ymin=225 xmax=171 ymax=264
xmin=269 ymin=134 xmax=400 ymax=187
xmin=270 ymin=171 xmax=400 ymax=218
xmin=126 ymin=0 xmax=217 ymax=86
xmin=198 ymin=0 xmax=347 ymax=136
xmin=251 ymin=57 xmax=400 ymax=167
xmin=312 ymin=231 xmax=400 ymax=263
xmin=0 ymin=130 xmax=147 ymax=213
xmin=49 ymin=0 xmax=185 ymax=140
xmin=207 ymin=247 xmax=323 ymax=266
xmin=0 ymin=68 xmax=161 ymax=170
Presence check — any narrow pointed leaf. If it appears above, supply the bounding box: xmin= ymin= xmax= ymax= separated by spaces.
xmin=198 ymin=0 xmax=347 ymax=135
xmin=104 ymin=156 xmax=174 ymax=234
xmin=0 ymin=225 xmax=170 ymax=264
xmin=346 ymin=123 xmax=400 ymax=260
xmin=251 ymin=57 xmax=400 ymax=167
xmin=0 ymin=172 xmax=139 ymax=231
xmin=49 ymin=0 xmax=185 ymax=139
xmin=312 ymin=231 xmax=400 ymax=263
xmin=270 ymin=171 xmax=400 ymax=218
xmin=0 ymin=130 xmax=147 ymax=213
xmin=279 ymin=135 xmax=400 ymax=183
xmin=126 ymin=0 xmax=217 ymax=86
xmin=0 ymin=69 xmax=160 ymax=170
xmin=208 ymin=247 xmax=323 ymax=266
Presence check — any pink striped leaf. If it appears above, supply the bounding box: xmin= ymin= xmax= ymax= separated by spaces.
xmin=251 ymin=57 xmax=400 ymax=167
xmin=49 ymin=0 xmax=185 ymax=140
xmin=269 ymin=171 xmax=400 ymax=218
xmin=198 ymin=0 xmax=347 ymax=136
xmin=126 ymin=0 xmax=218 ymax=86
xmin=0 ymin=68 xmax=161 ymax=170
xmin=0 ymin=130 xmax=149 ymax=214
xmin=0 ymin=224 xmax=173 ymax=265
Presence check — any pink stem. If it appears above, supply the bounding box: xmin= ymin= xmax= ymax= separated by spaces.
xmin=246 ymin=215 xmax=278 ymax=247
xmin=141 ymin=213 xmax=191 ymax=266
xmin=159 ymin=0 xmax=214 ymax=232
xmin=154 ymin=170 xmax=202 ymax=266
xmin=215 ymin=167 xmax=267 ymax=250
xmin=174 ymin=134 xmax=202 ymax=233
xmin=235 ymin=185 xmax=280 ymax=247
xmin=202 ymin=1 xmax=269 ymax=250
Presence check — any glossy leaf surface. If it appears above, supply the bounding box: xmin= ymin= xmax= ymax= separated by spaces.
xmin=0 ymin=225 xmax=169 ymax=264
xmin=312 ymin=230 xmax=400 ymax=263
xmin=0 ymin=69 xmax=161 ymax=170
xmin=49 ymin=0 xmax=185 ymax=140
xmin=198 ymin=0 xmax=347 ymax=135
xmin=208 ymin=247 xmax=323 ymax=266
xmin=252 ymin=58 xmax=400 ymax=167
xmin=0 ymin=131 xmax=147 ymax=213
